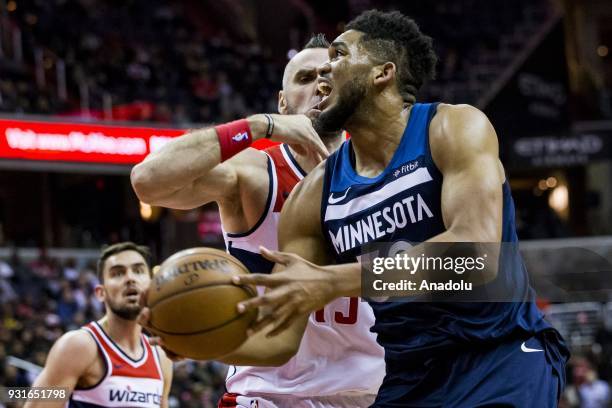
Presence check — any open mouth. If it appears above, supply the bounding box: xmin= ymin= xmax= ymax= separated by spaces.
xmin=316 ymin=81 xmax=333 ymax=110
xmin=124 ymin=288 xmax=139 ymax=298
xmin=307 ymin=81 xmax=333 ymax=119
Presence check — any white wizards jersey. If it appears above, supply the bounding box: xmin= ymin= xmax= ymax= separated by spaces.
xmin=223 ymin=144 xmax=385 ymax=397
xmin=68 ymin=321 xmax=164 ymax=408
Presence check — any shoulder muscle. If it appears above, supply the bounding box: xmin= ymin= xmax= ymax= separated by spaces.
xmin=429 ymin=103 xmax=500 ymax=173
xmin=33 ymin=330 xmax=98 ymax=388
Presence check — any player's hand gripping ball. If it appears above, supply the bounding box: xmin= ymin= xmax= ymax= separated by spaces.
xmin=146 ymin=248 xmax=257 ymax=360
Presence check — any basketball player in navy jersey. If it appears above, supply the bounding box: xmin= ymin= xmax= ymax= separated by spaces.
xmin=133 ymin=35 xmax=385 ymax=408
xmin=234 ymin=10 xmax=570 ymax=407
xmin=26 ymin=242 xmax=173 ymax=408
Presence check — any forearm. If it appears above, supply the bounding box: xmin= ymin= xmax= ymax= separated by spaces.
xmin=131 ymin=115 xmax=270 ymax=204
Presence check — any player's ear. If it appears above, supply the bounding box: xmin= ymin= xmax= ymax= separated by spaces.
xmin=373 ymin=62 xmax=396 ymax=87
xmin=94 ymin=284 xmax=105 ymax=302
xmin=278 ymin=90 xmax=288 ymax=114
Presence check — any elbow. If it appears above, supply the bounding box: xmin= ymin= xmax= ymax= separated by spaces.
xmin=448 ymin=221 xmax=500 ymax=243
xmin=130 ymin=164 xmax=159 ymax=204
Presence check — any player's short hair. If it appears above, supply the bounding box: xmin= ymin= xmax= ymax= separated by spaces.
xmin=346 ymin=9 xmax=437 ymax=102
xmin=97 ymin=242 xmax=152 ymax=282
xmin=303 ymin=33 xmax=330 ymax=49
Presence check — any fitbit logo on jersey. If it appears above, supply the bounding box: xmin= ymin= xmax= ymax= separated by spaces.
xmin=329 ymin=193 xmax=434 ymax=253
xmin=393 ymin=160 xmax=420 ymax=178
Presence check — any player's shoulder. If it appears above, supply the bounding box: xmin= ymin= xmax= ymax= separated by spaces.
xmin=231 ymin=147 xmax=271 ymax=189
xmin=52 ymin=328 xmax=98 ymax=356
xmin=431 ymin=103 xmax=490 ymax=136
xmin=233 ymin=146 xmax=269 ymax=168
xmin=44 ymin=329 xmax=99 ymax=374
xmin=430 ymin=103 xmax=497 ymax=158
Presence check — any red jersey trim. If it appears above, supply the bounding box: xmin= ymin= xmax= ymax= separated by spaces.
xmin=85 ymin=322 xmax=162 ymax=380
xmin=265 ymin=144 xmax=303 ymax=212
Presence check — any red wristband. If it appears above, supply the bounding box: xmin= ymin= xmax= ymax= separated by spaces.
xmin=215 ymin=119 xmax=253 ymax=161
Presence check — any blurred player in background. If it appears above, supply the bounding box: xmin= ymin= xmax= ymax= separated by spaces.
xmin=132 ymin=35 xmax=385 ymax=408
xmin=25 ymin=242 xmax=173 ymax=408
xmin=234 ymin=10 xmax=570 ymax=407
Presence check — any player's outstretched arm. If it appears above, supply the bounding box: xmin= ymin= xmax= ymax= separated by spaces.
xmin=157 ymin=347 xmax=173 ymax=408
xmin=131 ymin=114 xmax=328 ymax=210
xmin=24 ymin=331 xmax=98 ymax=408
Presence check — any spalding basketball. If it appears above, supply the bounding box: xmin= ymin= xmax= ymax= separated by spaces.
xmin=146 ymin=247 xmax=257 ymax=360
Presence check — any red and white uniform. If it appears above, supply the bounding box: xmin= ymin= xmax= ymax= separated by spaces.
xmin=222 ymin=144 xmax=385 ymax=407
xmin=68 ymin=321 xmax=164 ymax=408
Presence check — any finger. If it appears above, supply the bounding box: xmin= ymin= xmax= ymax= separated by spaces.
xmin=312 ymin=150 xmax=326 ymax=165
xmin=232 ymin=273 xmax=283 ymax=288
xmin=266 ymin=303 xmax=299 ymax=337
xmin=236 ymin=292 xmax=270 ymax=314
xmin=236 ymin=285 xmax=292 ymax=314
xmin=310 ymin=135 xmax=329 ymax=158
xmin=259 ymin=246 xmax=293 ymax=265
xmin=247 ymin=311 xmax=278 ymax=335
xmin=248 ymin=291 xmax=294 ymax=332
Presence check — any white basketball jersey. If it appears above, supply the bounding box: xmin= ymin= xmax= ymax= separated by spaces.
xmin=223 ymin=144 xmax=385 ymax=397
xmin=68 ymin=321 xmax=164 ymax=408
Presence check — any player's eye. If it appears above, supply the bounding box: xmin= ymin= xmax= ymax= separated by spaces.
xmin=330 ymin=49 xmax=344 ymax=61
xmin=299 ymin=75 xmax=313 ymax=84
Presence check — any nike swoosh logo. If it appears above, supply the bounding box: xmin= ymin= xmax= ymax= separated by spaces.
xmin=328 ymin=187 xmax=351 ymax=205
xmin=521 ymin=341 xmax=543 ymax=353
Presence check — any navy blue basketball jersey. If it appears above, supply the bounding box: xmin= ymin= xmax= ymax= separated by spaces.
xmin=321 ymin=103 xmax=554 ymax=362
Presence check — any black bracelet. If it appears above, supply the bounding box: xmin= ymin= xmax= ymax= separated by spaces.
xmin=264 ymin=113 xmax=274 ymax=138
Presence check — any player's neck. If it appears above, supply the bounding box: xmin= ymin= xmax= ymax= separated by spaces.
xmin=290 ymin=132 xmax=345 ymax=173
xmin=347 ymin=98 xmax=410 ymax=176
xmin=100 ymin=314 xmax=143 ymax=356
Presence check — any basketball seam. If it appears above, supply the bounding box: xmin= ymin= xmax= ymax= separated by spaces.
xmin=160 ymin=249 xmax=247 ymax=273
xmin=148 ymin=282 xmax=256 ymax=308
xmin=148 ymin=301 xmax=256 ymax=336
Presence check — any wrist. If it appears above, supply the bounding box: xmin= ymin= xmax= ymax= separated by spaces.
xmin=328 ymin=263 xmax=361 ymax=298
xmin=247 ymin=114 xmax=269 ymax=141
xmin=215 ymin=119 xmax=253 ymax=162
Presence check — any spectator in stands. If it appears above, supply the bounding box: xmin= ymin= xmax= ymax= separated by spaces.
xmin=563 ymin=356 xmax=611 ymax=408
